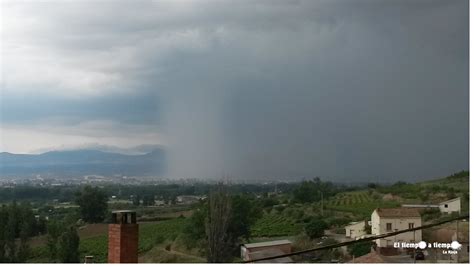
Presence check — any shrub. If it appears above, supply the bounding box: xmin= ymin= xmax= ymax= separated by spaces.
xmin=305 ymin=219 xmax=328 ymax=239
xmin=348 ymin=241 xmax=374 ymax=257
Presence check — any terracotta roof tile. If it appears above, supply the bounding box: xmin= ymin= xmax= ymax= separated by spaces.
xmin=375 ymin=208 xmax=421 ymax=218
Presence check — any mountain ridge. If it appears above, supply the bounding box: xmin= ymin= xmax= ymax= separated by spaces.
xmin=0 ymin=148 xmax=166 ymax=177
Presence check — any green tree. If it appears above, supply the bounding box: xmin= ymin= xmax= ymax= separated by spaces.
xmin=132 ymin=194 xmax=140 ymax=206
xmin=17 ymin=222 xmax=30 ymax=262
xmin=4 ymin=203 xmax=19 ymax=262
xmin=293 ymin=177 xmax=342 ymax=203
xmin=75 ymin=186 xmax=108 ymax=223
xmin=228 ymin=195 xmax=262 ymax=243
xmin=183 ymin=207 xmax=207 ymax=249
xmin=305 ymin=218 xmax=328 ymax=239
xmin=143 ymin=195 xmax=155 ymax=206
xmin=58 ymin=227 xmax=80 ymax=263
xmin=0 ymin=205 xmax=8 ymax=262
xmin=183 ymin=188 xmax=262 ymax=261
xmin=348 ymin=241 xmax=374 ymax=257
xmin=367 ymin=183 xmax=378 ymax=189
xmin=46 ymin=219 xmax=64 ymax=262
xmin=0 ymin=201 xmax=40 ymax=263
xmin=206 ymin=185 xmax=232 ymax=263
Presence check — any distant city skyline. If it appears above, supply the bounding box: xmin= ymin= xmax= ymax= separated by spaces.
xmin=1 ymin=0 xmax=469 ymax=181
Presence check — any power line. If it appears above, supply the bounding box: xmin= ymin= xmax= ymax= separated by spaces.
xmin=243 ymin=214 xmax=469 ymax=263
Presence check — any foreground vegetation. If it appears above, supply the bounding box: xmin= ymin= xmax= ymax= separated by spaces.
xmin=1 ymin=170 xmax=469 ymax=263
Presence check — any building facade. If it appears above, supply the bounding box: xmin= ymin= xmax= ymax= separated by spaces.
xmin=438 ymin=198 xmax=461 ymax=214
xmin=401 ymin=197 xmax=461 ymax=214
xmin=371 ymin=208 xmax=422 ymax=250
xmin=345 ymin=221 xmax=368 ymax=239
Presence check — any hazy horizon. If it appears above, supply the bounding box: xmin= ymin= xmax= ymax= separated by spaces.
xmin=1 ymin=0 xmax=469 ymax=181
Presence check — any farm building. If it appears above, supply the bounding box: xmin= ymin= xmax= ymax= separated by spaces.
xmin=438 ymin=198 xmax=461 ymax=214
xmin=241 ymin=240 xmax=292 ymax=263
xmin=401 ymin=197 xmax=461 ymax=214
xmin=371 ymin=208 xmax=422 ymax=255
xmin=345 ymin=221 xmax=369 ymax=239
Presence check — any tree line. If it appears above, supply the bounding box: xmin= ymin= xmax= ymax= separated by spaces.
xmin=183 ymin=184 xmax=263 ymax=262
xmin=0 ymin=185 xmax=109 ymax=263
xmin=0 ymin=202 xmax=46 ymax=262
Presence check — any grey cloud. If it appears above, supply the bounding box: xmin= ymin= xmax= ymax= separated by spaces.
xmin=1 ymin=0 xmax=468 ymax=181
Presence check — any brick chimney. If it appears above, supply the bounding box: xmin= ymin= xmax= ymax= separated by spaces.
xmin=108 ymin=210 xmax=139 ymax=263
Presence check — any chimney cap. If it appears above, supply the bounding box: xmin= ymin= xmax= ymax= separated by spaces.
xmin=111 ymin=210 xmax=135 ymax=214
xmin=110 ymin=210 xmax=137 ymax=224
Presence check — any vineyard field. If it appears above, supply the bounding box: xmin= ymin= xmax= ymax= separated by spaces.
xmin=251 ymin=213 xmax=303 ymax=237
xmin=327 ymin=191 xmax=400 ymax=217
xmin=29 ymin=218 xmax=187 ymax=263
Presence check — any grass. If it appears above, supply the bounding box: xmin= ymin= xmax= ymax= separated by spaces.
xmin=138 ymin=218 xmax=187 ymax=253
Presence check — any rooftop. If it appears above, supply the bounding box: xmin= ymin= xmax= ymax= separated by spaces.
xmin=111 ymin=210 xmax=135 ymax=214
xmin=439 ymin=197 xmax=461 ymax=204
xmin=375 ymin=208 xmax=421 ymax=218
xmin=243 ymin=240 xmax=291 ymax=249
xmin=348 ymin=221 xmax=365 ymax=225
xmin=401 ymin=204 xmax=439 ymax=208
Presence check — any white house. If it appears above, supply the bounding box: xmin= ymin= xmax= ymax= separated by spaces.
xmin=438 ymin=197 xmax=461 ymax=214
xmin=345 ymin=221 xmax=368 ymax=239
xmin=371 ymin=208 xmax=422 ymax=249
xmin=401 ymin=197 xmax=461 ymax=214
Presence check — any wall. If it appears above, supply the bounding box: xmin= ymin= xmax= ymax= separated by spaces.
xmin=439 ymin=198 xmax=461 ymax=214
xmin=345 ymin=221 xmax=366 ymax=239
xmin=377 ymin=217 xmax=422 ymax=248
xmin=242 ymin=244 xmax=291 ymax=261
xmin=371 ymin=211 xmax=422 ymax=248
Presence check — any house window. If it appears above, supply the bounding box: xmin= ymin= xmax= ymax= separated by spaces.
xmin=409 ymin=223 xmax=414 ymax=229
xmin=445 ymin=204 xmax=448 ymax=208
xmin=386 ymin=223 xmax=392 ymax=231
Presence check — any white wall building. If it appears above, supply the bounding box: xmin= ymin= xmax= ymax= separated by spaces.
xmin=438 ymin=197 xmax=461 ymax=214
xmin=345 ymin=221 xmax=368 ymax=239
xmin=371 ymin=208 xmax=422 ymax=248
xmin=401 ymin=197 xmax=461 ymax=214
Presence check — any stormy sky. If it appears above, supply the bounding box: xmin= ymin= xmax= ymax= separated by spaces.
xmin=0 ymin=0 xmax=469 ymax=181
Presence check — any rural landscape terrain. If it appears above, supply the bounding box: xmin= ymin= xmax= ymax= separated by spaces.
xmin=0 ymin=169 xmax=468 ymax=263
xmin=1 ymin=0 xmax=469 ymax=264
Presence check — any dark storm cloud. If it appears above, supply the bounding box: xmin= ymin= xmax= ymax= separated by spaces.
xmin=0 ymin=91 xmax=161 ymax=125
xmin=2 ymin=0 xmax=468 ymax=181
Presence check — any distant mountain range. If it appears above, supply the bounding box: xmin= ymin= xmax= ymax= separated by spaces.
xmin=0 ymin=149 xmax=165 ymax=177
